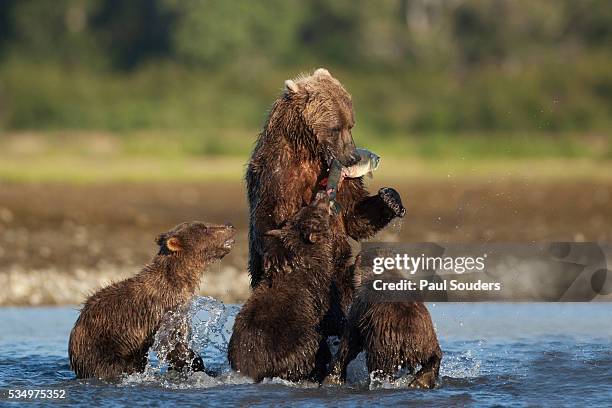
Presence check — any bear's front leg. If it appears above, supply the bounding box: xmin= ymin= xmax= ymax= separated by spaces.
xmin=166 ymin=342 xmax=205 ymax=373
xmin=249 ymin=217 xmax=289 ymax=288
xmin=341 ymin=179 xmax=405 ymax=240
xmin=324 ymin=322 xmax=364 ymax=384
xmin=248 ymin=234 xmax=288 ymax=288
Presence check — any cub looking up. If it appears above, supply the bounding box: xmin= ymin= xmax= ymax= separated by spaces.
xmin=68 ymin=221 xmax=235 ymax=380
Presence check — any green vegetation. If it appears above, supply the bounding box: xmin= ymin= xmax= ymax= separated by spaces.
xmin=4 ymin=152 xmax=612 ymax=184
xmin=1 ymin=0 xmax=611 ymax=160
xmin=2 ymin=132 xmax=612 ymax=183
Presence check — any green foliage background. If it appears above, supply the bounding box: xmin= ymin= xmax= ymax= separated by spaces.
xmin=1 ymin=0 xmax=611 ymax=158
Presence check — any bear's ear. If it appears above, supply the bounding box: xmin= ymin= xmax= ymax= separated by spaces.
xmin=166 ymin=236 xmax=182 ymax=252
xmin=284 ymin=79 xmax=299 ymax=95
xmin=314 ymin=68 xmax=331 ymax=77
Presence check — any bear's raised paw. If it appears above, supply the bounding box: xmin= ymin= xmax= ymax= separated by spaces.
xmin=379 ymin=187 xmax=406 ymax=218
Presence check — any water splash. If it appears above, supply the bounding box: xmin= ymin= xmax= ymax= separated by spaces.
xmin=261 ymin=377 xmax=320 ymax=388
xmin=5 ymin=304 xmax=612 ymax=405
xmin=368 ymin=371 xmax=416 ymax=390
xmin=121 ymin=296 xmax=482 ymax=390
xmin=365 ymin=347 xmax=483 ymax=390
xmin=122 ymin=296 xmax=247 ymax=388
xmin=190 ymin=297 xmax=241 ymax=374
xmin=345 ymin=352 xmax=369 ymax=384
xmin=440 ymin=348 xmax=482 ymax=379
xmin=388 ymin=217 xmax=404 ymax=234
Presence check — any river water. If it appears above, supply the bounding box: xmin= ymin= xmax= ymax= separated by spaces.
xmin=1 ymin=302 xmax=611 ymax=407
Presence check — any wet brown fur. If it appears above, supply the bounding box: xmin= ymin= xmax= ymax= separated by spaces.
xmin=327 ymin=272 xmax=442 ymax=388
xmin=228 ymin=195 xmax=336 ymax=383
xmin=68 ymin=221 xmax=235 ymax=380
xmin=246 ymin=69 xmax=405 ymax=334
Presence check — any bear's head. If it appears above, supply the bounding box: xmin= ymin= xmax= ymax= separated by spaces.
xmin=268 ymin=68 xmax=360 ymax=167
xmin=156 ymin=221 xmax=236 ymax=262
xmin=265 ymin=192 xmax=332 ymax=256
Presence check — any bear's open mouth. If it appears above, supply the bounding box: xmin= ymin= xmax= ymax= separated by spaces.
xmin=317 ymin=156 xmax=334 ymax=188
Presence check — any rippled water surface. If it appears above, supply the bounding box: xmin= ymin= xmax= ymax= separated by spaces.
xmin=1 ymin=302 xmax=612 ymax=407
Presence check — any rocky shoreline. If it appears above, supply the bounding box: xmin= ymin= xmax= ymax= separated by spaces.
xmin=1 ymin=180 xmax=610 ymax=305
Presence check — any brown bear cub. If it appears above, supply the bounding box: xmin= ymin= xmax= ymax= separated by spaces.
xmin=228 ymin=193 xmax=337 ymax=383
xmin=68 ymin=221 xmax=235 ymax=380
xmin=326 ymin=269 xmax=442 ymax=388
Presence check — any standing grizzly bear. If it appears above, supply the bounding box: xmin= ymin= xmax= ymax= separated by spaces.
xmin=68 ymin=221 xmax=235 ymax=380
xmin=326 ymin=266 xmax=442 ymax=388
xmin=228 ymin=194 xmax=337 ymax=383
xmin=246 ymin=68 xmax=406 ymax=327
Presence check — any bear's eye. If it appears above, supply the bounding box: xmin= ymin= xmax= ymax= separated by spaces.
xmin=330 ymin=126 xmax=341 ymax=133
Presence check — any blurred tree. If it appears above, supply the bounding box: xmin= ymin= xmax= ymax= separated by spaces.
xmin=0 ymin=0 xmax=17 ymax=56
xmin=452 ymin=0 xmax=509 ymax=65
xmin=1 ymin=0 xmax=611 ymax=133
xmin=565 ymin=0 xmax=612 ymax=47
xmin=6 ymin=0 xmax=100 ymax=65
xmin=298 ymin=0 xmax=360 ymax=64
xmin=167 ymin=0 xmax=304 ymax=66
xmin=90 ymin=0 xmax=176 ymax=69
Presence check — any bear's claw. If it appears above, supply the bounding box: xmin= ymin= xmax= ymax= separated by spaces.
xmin=379 ymin=187 xmax=406 ymax=218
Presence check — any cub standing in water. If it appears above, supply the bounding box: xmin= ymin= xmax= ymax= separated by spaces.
xmin=68 ymin=221 xmax=235 ymax=380
xmin=228 ymin=193 xmax=340 ymax=383
xmin=326 ymin=260 xmax=442 ymax=388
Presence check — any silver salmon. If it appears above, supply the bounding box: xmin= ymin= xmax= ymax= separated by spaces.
xmin=326 ymin=148 xmax=381 ymax=214
xmin=342 ymin=148 xmax=380 ymax=179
